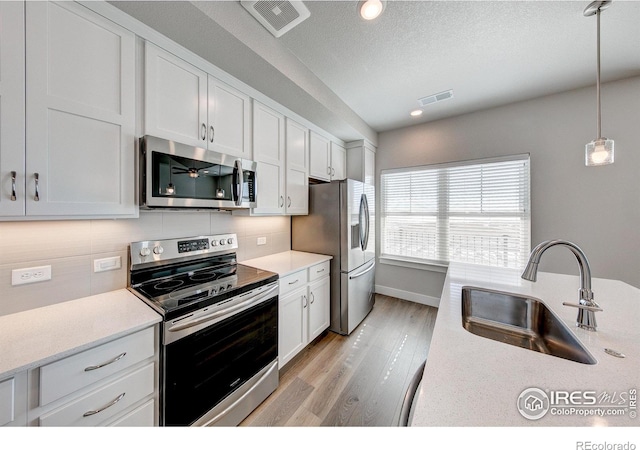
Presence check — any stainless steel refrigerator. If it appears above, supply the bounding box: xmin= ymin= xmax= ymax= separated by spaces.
xmin=292 ymin=179 xmax=375 ymax=335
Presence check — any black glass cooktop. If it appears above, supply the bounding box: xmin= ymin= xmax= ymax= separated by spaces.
xmin=129 ymin=254 xmax=278 ymax=318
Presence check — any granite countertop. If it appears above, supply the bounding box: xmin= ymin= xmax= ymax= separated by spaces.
xmin=0 ymin=289 xmax=161 ymax=379
xmin=241 ymin=250 xmax=332 ymax=276
xmin=410 ymin=262 xmax=640 ymax=427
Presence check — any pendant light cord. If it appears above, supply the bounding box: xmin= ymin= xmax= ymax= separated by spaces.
xmin=596 ymin=8 xmax=602 ymax=140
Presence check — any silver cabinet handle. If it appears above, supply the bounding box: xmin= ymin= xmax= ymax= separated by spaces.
xmin=83 ymin=392 xmax=125 ymax=417
xmin=288 ymin=279 xmax=299 ymax=285
xmin=310 ymin=292 xmax=315 ymax=304
xmin=327 ymin=166 xmax=331 ymax=175
xmin=34 ymin=173 xmax=39 ymax=201
xmin=316 ymin=268 xmax=325 ymax=273
xmin=10 ymin=171 xmax=17 ymax=201
xmin=84 ymin=352 xmax=126 ymax=371
xmin=287 ymin=196 xmax=291 ymax=207
xmin=201 ymin=123 xmax=207 ymax=140
xmin=332 ymin=168 xmax=335 ymax=176
xmin=209 ymin=125 xmax=215 ymax=143
xmin=280 ymin=196 xmax=284 ymax=207
xmin=303 ymin=295 xmax=308 ymax=308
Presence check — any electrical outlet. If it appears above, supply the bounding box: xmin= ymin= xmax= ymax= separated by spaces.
xmin=11 ymin=265 xmax=52 ymax=286
xmin=257 ymin=237 xmax=267 ymax=246
xmin=94 ymin=256 xmax=122 ymax=273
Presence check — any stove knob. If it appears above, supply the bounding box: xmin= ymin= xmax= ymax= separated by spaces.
xmin=219 ymin=285 xmax=225 ymax=292
xmin=219 ymin=239 xmax=226 ymax=246
xmin=211 ymin=240 xmax=218 ymax=246
xmin=227 ymin=284 xmax=233 ymax=290
xmin=153 ymin=245 xmax=164 ymax=255
xmin=139 ymin=247 xmax=151 ymax=257
xmin=227 ymin=238 xmax=234 ymax=245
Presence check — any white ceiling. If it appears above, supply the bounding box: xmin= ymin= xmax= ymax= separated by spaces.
xmin=110 ymin=0 xmax=640 ymax=143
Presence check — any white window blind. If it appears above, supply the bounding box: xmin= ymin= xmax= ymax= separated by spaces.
xmin=381 ymin=155 xmax=530 ymax=269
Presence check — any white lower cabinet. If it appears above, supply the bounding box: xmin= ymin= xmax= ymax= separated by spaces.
xmin=278 ymin=261 xmax=330 ymax=368
xmin=0 ymin=372 xmax=27 ymax=427
xmin=27 ymin=326 xmax=158 ymax=427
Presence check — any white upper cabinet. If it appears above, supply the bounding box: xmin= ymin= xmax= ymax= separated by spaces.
xmin=251 ymin=101 xmax=285 ymax=215
xmin=330 ymin=141 xmax=346 ymax=181
xmin=145 ymin=42 xmax=251 ymax=159
xmin=0 ymin=1 xmax=136 ymax=219
xmin=347 ymin=140 xmax=376 ymax=187
xmin=285 ymin=118 xmax=309 ymax=215
xmin=309 ymin=131 xmax=331 ymax=181
xmin=309 ymin=131 xmax=346 ymax=182
xmin=0 ymin=1 xmax=26 ymax=217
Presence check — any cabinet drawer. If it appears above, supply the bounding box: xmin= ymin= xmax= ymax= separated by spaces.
xmin=108 ymin=399 xmax=155 ymax=427
xmin=39 ymin=363 xmax=154 ymax=427
xmin=308 ymin=261 xmax=330 ymax=282
xmin=0 ymin=378 xmax=15 ymax=426
xmin=279 ymin=270 xmax=308 ymax=296
xmin=40 ymin=327 xmax=155 ymax=406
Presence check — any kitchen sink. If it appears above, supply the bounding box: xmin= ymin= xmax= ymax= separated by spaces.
xmin=461 ymin=286 xmax=597 ymax=365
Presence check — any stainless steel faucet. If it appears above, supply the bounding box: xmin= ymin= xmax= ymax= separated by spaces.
xmin=521 ymin=239 xmax=602 ymax=331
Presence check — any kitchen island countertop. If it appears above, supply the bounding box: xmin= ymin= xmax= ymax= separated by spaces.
xmin=0 ymin=289 xmax=161 ymax=379
xmin=410 ymin=262 xmax=640 ymax=427
xmin=241 ymin=250 xmax=332 ymax=276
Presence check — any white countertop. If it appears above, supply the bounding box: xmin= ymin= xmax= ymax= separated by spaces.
xmin=241 ymin=250 xmax=332 ymax=276
xmin=0 ymin=289 xmax=161 ymax=379
xmin=410 ymin=262 xmax=640 ymax=427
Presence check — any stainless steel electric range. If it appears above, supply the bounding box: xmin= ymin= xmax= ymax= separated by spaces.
xmin=127 ymin=233 xmax=279 ymax=426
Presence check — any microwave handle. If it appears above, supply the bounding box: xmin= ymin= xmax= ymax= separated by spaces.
xmin=233 ymin=160 xmax=244 ymax=206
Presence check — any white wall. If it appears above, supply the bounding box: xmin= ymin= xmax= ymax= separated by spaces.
xmin=376 ymin=76 xmax=640 ymax=301
xmin=0 ymin=212 xmax=290 ymax=316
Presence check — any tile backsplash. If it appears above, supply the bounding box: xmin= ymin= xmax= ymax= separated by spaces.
xmin=0 ymin=211 xmax=291 ymax=316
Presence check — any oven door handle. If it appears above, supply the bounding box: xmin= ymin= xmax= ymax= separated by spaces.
xmin=167 ymin=283 xmax=278 ymax=333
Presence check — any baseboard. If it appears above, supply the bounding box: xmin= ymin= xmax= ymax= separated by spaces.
xmin=375 ymin=285 xmax=440 ymax=308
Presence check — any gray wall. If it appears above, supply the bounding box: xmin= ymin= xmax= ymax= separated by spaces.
xmin=376 ymin=76 xmax=640 ymax=301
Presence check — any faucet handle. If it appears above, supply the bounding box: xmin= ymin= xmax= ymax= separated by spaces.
xmin=562 ymin=302 xmax=603 ymax=312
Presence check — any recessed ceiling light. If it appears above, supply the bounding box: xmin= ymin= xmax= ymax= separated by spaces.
xmin=358 ymin=0 xmax=385 ymax=20
xmin=410 ymin=109 xmax=423 ymax=117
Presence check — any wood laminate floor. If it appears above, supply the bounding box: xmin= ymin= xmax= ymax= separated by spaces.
xmin=240 ymin=294 xmax=438 ymax=427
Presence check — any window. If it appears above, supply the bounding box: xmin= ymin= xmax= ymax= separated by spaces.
xmin=381 ymin=154 xmax=530 ymax=270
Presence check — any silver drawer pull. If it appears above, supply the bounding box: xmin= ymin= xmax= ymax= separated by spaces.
xmin=10 ymin=171 xmax=17 ymax=201
xmin=316 ymin=268 xmax=325 ymax=273
xmin=83 ymin=392 xmax=125 ymax=417
xmin=34 ymin=173 xmax=39 ymax=201
xmin=288 ymin=279 xmax=299 ymax=285
xmin=84 ymin=352 xmax=126 ymax=371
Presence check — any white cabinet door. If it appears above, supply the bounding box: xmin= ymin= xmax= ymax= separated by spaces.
xmin=1 ymin=372 xmax=27 ymax=427
xmin=330 ymin=142 xmax=346 ymax=181
xmin=285 ymin=118 xmax=308 ymax=215
xmin=145 ymin=42 xmax=207 ymax=147
xmin=279 ymin=286 xmax=307 ymax=368
xmin=0 ymin=1 xmax=25 ymax=217
xmin=252 ymin=101 xmax=285 ymax=215
xmin=308 ymin=276 xmax=330 ymax=342
xmin=25 ymin=1 xmax=136 ymax=216
xmin=207 ymin=75 xmax=251 ymax=158
xmin=309 ymin=131 xmax=331 ymax=181
xmin=364 ymin=145 xmax=375 ymax=186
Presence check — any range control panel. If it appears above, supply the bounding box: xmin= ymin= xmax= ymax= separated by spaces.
xmin=130 ymin=234 xmax=238 ymax=268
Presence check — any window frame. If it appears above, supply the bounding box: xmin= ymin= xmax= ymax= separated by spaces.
xmin=380 ymin=154 xmax=531 ymax=271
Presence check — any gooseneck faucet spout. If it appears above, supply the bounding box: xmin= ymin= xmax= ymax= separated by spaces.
xmin=521 ymin=240 xmax=602 ymax=331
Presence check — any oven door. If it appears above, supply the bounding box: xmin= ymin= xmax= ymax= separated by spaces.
xmin=162 ymin=285 xmax=278 ymax=426
xmin=141 ymin=135 xmax=256 ymax=209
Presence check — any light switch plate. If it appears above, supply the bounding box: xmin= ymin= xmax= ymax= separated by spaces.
xmin=93 ymin=256 xmax=122 ymax=273
xmin=11 ymin=265 xmax=52 ymax=286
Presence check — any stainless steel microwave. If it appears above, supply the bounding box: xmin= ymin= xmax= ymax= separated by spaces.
xmin=140 ymin=135 xmax=257 ymax=210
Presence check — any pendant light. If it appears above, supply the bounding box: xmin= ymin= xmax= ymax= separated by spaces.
xmin=584 ymin=0 xmax=614 ymax=166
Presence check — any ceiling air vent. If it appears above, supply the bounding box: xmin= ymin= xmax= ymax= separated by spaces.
xmin=241 ymin=1 xmax=310 ymax=38
xmin=418 ymin=89 xmax=454 ymax=107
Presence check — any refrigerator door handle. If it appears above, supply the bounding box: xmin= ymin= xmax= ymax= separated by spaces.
xmin=358 ymin=194 xmax=366 ymax=250
xmin=362 ymin=193 xmax=370 ymax=251
xmin=348 ymin=260 xmax=375 ymax=279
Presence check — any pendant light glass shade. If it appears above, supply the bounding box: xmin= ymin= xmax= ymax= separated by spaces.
xmin=585 ymin=138 xmax=614 ymax=166
xmin=584 ymin=1 xmax=614 ymax=167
